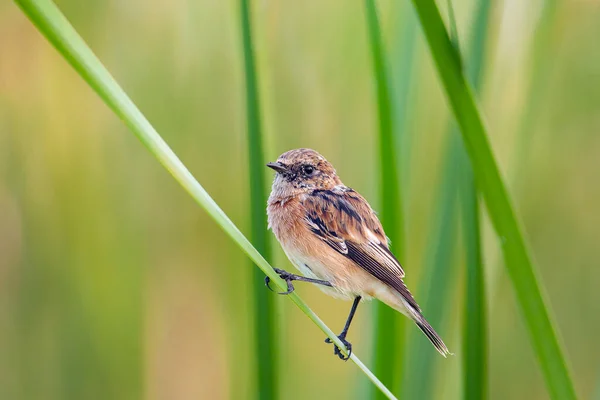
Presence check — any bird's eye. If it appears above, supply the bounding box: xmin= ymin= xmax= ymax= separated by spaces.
xmin=302 ymin=165 xmax=315 ymax=176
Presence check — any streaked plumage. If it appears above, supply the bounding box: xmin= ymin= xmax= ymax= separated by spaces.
xmin=267 ymin=148 xmax=450 ymax=358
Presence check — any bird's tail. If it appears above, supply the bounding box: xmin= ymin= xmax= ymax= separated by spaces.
xmin=383 ymin=283 xmax=452 ymax=357
xmin=414 ymin=314 xmax=452 ymax=357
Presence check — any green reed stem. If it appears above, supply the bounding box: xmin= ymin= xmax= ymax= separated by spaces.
xmin=409 ymin=1 xmax=578 ymax=399
xmin=402 ymin=133 xmax=460 ymax=400
xmin=239 ymin=0 xmax=278 ymax=398
xmin=365 ymin=1 xmax=405 ymax=398
xmin=457 ymin=0 xmax=492 ymax=399
xmin=401 ymin=1 xmax=490 ymax=396
xmin=393 ymin=2 xmax=418 ymax=188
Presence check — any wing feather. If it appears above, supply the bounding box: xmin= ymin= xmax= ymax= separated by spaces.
xmin=303 ymin=187 xmax=419 ymax=311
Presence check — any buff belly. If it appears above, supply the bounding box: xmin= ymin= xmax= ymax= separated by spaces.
xmin=281 ymin=244 xmax=374 ymax=301
xmin=280 ymin=242 xmax=418 ymax=322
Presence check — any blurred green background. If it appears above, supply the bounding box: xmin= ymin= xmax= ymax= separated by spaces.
xmin=1 ymin=0 xmax=600 ymax=399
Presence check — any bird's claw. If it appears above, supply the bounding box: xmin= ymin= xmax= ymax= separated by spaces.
xmin=325 ymin=334 xmax=352 ymax=361
xmin=264 ymin=269 xmax=295 ymax=295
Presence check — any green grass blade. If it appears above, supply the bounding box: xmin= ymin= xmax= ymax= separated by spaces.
xmin=458 ymin=143 xmax=486 ymax=400
xmin=239 ymin=0 xmax=278 ymax=398
xmin=464 ymin=0 xmax=492 ymax=89
xmin=402 ymin=1 xmax=492 ymax=396
xmin=392 ymin=2 xmax=418 ymax=187
xmin=402 ymin=3 xmax=461 ymax=397
xmin=408 ymin=1 xmax=578 ymax=399
xmin=458 ymin=1 xmax=492 ymax=399
xmin=511 ymin=0 xmax=558 ymax=192
xmin=365 ymin=1 xmax=405 ymax=397
xmin=13 ymin=0 xmax=397 ymax=398
xmin=402 ymin=134 xmax=460 ymax=400
xmin=487 ymin=0 xmax=558 ymax=341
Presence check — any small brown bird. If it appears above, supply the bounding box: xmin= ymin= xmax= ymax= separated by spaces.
xmin=265 ymin=148 xmax=450 ymax=360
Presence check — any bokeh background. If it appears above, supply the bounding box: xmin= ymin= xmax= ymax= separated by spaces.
xmin=1 ymin=0 xmax=599 ymax=399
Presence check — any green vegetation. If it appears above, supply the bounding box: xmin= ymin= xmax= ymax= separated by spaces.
xmin=13 ymin=0 xmax=395 ymax=398
xmin=3 ymin=0 xmax=593 ymax=398
xmin=239 ymin=0 xmax=279 ymax=398
xmin=409 ymin=0 xmax=577 ymax=398
xmin=458 ymin=1 xmax=492 ymax=399
xmin=364 ymin=1 xmax=405 ymax=398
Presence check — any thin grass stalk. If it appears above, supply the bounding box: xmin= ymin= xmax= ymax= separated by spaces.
xmin=488 ymin=0 xmax=559 ymax=292
xmin=392 ymin=2 xmax=418 ymax=190
xmin=359 ymin=5 xmax=418 ymax=397
xmin=239 ymin=0 xmax=278 ymax=398
xmin=390 ymin=7 xmax=418 ymax=397
xmin=511 ymin=0 xmax=557 ymax=190
xmin=458 ymin=147 xmax=485 ymax=400
xmin=365 ymin=1 xmax=405 ymax=397
xmin=13 ymin=1 xmax=398 ymax=398
xmin=408 ymin=1 xmax=578 ymax=399
xmin=402 ymin=134 xmax=460 ymax=400
xmin=458 ymin=0 xmax=492 ymax=399
xmin=401 ymin=1 xmax=492 ymax=395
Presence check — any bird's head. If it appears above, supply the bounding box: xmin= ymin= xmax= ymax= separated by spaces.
xmin=267 ymin=148 xmax=341 ymax=198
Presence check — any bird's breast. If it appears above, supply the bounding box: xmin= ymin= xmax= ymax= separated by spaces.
xmin=267 ymin=195 xmax=368 ymax=300
xmin=268 ymin=197 xmax=326 ymax=274
xmin=267 ymin=197 xmax=304 ymax=242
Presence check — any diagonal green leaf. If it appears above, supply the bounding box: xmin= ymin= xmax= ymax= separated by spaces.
xmin=409 ymin=1 xmax=578 ymax=399
xmin=13 ymin=0 xmax=397 ymax=398
xmin=239 ymin=0 xmax=279 ymax=398
xmin=364 ymin=1 xmax=405 ymax=398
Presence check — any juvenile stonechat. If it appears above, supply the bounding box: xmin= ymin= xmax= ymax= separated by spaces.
xmin=266 ymin=148 xmax=450 ymax=360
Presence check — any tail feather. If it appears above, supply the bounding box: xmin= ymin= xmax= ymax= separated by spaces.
xmin=384 ymin=286 xmax=453 ymax=357
xmin=415 ymin=317 xmax=452 ymax=357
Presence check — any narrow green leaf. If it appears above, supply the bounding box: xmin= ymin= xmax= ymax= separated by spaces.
xmin=409 ymin=1 xmax=578 ymax=399
xmin=13 ymin=0 xmax=397 ymax=398
xmin=487 ymin=0 xmax=559 ymax=339
xmin=457 ymin=1 xmax=492 ymax=399
xmin=511 ymin=0 xmax=558 ymax=191
xmin=402 ymin=1 xmax=492 ymax=397
xmin=458 ymin=143 xmax=486 ymax=400
xmin=402 ymin=133 xmax=460 ymax=400
xmin=364 ymin=1 xmax=405 ymax=397
xmin=402 ymin=9 xmax=462 ymax=398
xmin=392 ymin=2 xmax=418 ymax=185
xmin=239 ymin=0 xmax=278 ymax=398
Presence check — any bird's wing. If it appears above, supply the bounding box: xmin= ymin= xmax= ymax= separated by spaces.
xmin=303 ymin=187 xmax=420 ymax=311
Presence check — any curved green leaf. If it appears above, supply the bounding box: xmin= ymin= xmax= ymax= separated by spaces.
xmin=409 ymin=1 xmax=578 ymax=399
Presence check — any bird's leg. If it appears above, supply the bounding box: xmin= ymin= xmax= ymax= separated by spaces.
xmin=325 ymin=296 xmax=361 ymax=361
xmin=264 ymin=267 xmax=333 ymax=295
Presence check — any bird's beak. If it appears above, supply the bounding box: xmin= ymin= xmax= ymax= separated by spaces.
xmin=266 ymin=161 xmax=287 ymax=173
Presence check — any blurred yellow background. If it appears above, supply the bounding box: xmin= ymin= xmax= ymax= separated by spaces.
xmin=1 ymin=0 xmax=599 ymax=399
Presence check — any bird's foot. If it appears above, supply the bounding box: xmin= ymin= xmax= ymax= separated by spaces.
xmin=264 ymin=268 xmax=332 ymax=295
xmin=325 ymin=332 xmax=352 ymax=361
xmin=264 ymin=268 xmax=297 ymax=295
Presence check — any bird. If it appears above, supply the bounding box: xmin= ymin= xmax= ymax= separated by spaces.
xmin=265 ymin=148 xmax=450 ymax=360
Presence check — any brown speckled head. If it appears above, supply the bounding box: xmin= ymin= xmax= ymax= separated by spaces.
xmin=267 ymin=148 xmax=342 ymax=199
